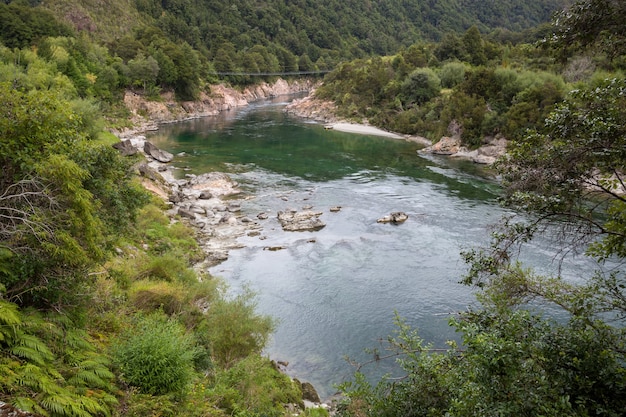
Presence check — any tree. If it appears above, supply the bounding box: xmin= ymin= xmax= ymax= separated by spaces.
xmin=0 ymin=82 xmax=147 ymax=308
xmin=434 ymin=33 xmax=466 ymax=62
xmin=460 ymin=77 xmax=626 ymax=414
xmin=401 ymin=67 xmax=441 ymax=107
xmin=462 ymin=26 xmax=488 ymax=66
xmin=127 ymin=53 xmax=160 ymax=91
xmin=297 ymin=53 xmax=315 ymax=72
xmin=495 ymin=77 xmax=626 ymax=259
xmin=547 ymin=0 xmax=626 ymax=60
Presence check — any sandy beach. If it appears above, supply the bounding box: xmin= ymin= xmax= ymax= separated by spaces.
xmin=328 ymin=122 xmax=404 ymax=138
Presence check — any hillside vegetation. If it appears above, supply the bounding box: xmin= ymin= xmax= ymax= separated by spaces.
xmin=5 ymin=0 xmax=569 ymax=96
xmin=1 ymin=0 xmax=625 ymax=415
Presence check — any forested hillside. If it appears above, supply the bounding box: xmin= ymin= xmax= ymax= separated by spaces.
xmin=10 ymin=0 xmax=568 ymax=88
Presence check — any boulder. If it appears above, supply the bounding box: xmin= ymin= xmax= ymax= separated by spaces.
xmin=177 ymin=207 xmax=197 ymax=220
xmin=377 ymin=212 xmax=409 ymax=224
xmin=188 ymin=172 xmax=240 ymax=196
xmin=143 ymin=141 xmax=174 ymax=163
xmin=277 ymin=209 xmax=325 ymax=231
xmin=169 ymin=189 xmax=185 ymax=204
xmin=112 ymin=139 xmax=137 ymax=156
xmin=137 ymin=163 xmax=159 ymax=181
xmin=294 ymin=379 xmax=321 ymax=404
xmin=422 ymin=136 xmax=461 ymax=155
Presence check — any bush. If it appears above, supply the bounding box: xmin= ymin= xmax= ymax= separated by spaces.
xmin=401 ymin=67 xmax=441 ymax=106
xmin=203 ymin=288 xmax=274 ymax=367
xmin=129 ymin=279 xmax=187 ymax=315
xmin=112 ymin=311 xmax=198 ymax=396
xmin=208 ymin=355 xmax=302 ymax=415
xmin=438 ymin=61 xmax=466 ymax=88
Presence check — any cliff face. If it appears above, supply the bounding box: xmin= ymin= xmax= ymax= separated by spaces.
xmin=114 ymin=79 xmax=316 ymax=138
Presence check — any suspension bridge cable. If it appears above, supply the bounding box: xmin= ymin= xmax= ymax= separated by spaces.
xmin=207 ymin=70 xmax=333 ymax=76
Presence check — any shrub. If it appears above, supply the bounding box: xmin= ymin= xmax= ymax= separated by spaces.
xmin=203 ymin=288 xmax=274 ymax=367
xmin=438 ymin=61 xmax=466 ymax=88
xmin=112 ymin=311 xmax=198 ymax=396
xmin=121 ymin=390 xmax=179 ymax=417
xmin=142 ymin=252 xmax=197 ymax=284
xmin=208 ymin=355 xmax=302 ymax=415
xmin=401 ymin=67 xmax=441 ymax=106
xmin=128 ymin=279 xmax=186 ymax=315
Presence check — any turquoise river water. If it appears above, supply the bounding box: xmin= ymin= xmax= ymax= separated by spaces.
xmin=147 ymin=98 xmax=596 ymax=400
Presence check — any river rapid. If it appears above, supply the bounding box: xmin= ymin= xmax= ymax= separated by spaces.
xmin=147 ymin=98 xmax=592 ymax=401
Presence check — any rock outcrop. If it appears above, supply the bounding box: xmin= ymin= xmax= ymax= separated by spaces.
xmin=113 ymin=79 xmax=315 ymax=139
xmin=284 ymin=91 xmax=339 ymax=123
xmin=277 ymin=209 xmax=326 ymax=231
xmin=420 ymin=135 xmax=508 ymax=165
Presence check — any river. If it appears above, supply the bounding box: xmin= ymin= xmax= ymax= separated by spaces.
xmin=146 ymin=98 xmax=590 ymax=400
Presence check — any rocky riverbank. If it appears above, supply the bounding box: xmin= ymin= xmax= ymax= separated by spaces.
xmin=112 ymin=79 xmax=316 ymax=139
xmin=113 ymin=79 xmax=337 ymax=411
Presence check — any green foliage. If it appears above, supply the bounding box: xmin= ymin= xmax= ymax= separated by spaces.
xmin=438 ymin=61 xmax=467 ymax=88
xmin=441 ymin=92 xmax=487 ymax=148
xmin=0 ymin=301 xmax=118 ymax=416
xmin=134 ymin=204 xmax=201 ymax=259
xmin=546 ymin=0 xmax=626 ymax=61
xmin=112 ymin=311 xmax=198 ymax=396
xmin=0 ymin=81 xmax=148 ymax=308
xmin=338 ymin=301 xmax=626 ymax=417
xmin=119 ymin=390 xmax=180 ymax=417
xmin=203 ymin=287 xmax=274 ymax=368
xmin=0 ymin=2 xmax=72 ymax=48
xmin=463 ymin=26 xmax=488 ymax=66
xmin=401 ymin=67 xmax=441 ymax=107
xmin=207 ymin=355 xmax=302 ymax=416
xmin=499 ymin=77 xmax=626 ymax=258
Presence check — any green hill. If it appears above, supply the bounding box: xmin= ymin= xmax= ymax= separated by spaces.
xmin=37 ymin=0 xmax=568 ymax=69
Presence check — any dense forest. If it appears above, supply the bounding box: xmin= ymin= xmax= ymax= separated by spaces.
xmin=2 ymin=0 xmax=568 ymax=99
xmin=1 ymin=0 xmax=625 ymax=415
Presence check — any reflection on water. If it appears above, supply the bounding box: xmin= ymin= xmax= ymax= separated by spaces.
xmin=147 ymin=99 xmax=597 ymax=400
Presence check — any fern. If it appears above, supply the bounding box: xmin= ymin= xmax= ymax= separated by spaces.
xmin=0 ymin=301 xmax=118 ymax=417
xmin=9 ymin=332 xmax=55 ymax=365
xmin=0 ymin=299 xmax=21 ymax=343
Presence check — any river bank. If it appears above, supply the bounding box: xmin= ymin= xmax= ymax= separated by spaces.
xmin=112 ymin=79 xmax=336 ymax=409
xmin=112 ymin=79 xmax=316 ymax=139
xmin=284 ymin=92 xmax=433 ymax=146
xmin=284 ymin=90 xmax=508 ymax=163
